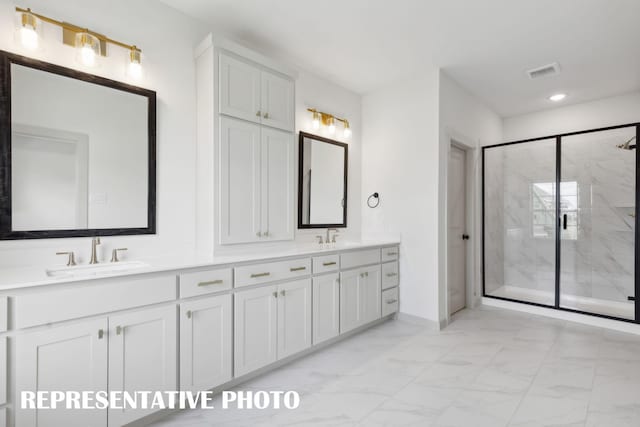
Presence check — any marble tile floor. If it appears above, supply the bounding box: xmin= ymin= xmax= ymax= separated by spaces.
xmin=149 ymin=306 xmax=640 ymax=427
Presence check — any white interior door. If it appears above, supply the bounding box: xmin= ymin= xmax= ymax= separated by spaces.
xmin=180 ymin=294 xmax=232 ymax=392
xmin=15 ymin=318 xmax=108 ymax=427
xmin=108 ymin=306 xmax=177 ymax=427
xmin=277 ymin=279 xmax=312 ymax=359
xmin=219 ymin=116 xmax=262 ymax=244
xmin=261 ymin=127 xmax=294 ymax=241
xmin=312 ymin=273 xmax=340 ymax=345
xmin=448 ymin=145 xmax=467 ymax=315
xmin=234 ymin=285 xmax=278 ymax=376
xmin=260 ymin=70 xmax=294 ymax=131
xmin=219 ymin=53 xmax=261 ymax=123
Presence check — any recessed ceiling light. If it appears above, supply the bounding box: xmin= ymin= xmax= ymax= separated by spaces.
xmin=549 ymin=93 xmax=566 ymax=102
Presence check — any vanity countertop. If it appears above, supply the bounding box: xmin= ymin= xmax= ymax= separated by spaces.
xmin=0 ymin=239 xmax=400 ymax=291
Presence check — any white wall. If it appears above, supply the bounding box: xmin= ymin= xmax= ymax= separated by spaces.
xmin=503 ymin=91 xmax=640 ymax=141
xmin=437 ymin=72 xmax=502 ymax=322
xmin=0 ymin=0 xmax=208 ymax=267
xmin=361 ymin=71 xmax=440 ymax=322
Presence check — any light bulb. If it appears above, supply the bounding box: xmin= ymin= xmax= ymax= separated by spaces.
xmin=127 ymin=48 xmax=143 ymax=80
xmin=20 ymin=26 xmax=38 ymax=50
xmin=311 ymin=111 xmax=320 ymax=130
xmin=328 ymin=117 xmax=336 ymax=134
xmin=75 ymin=32 xmax=101 ymax=67
xmin=343 ymin=126 xmax=352 ymax=139
xmin=80 ymin=46 xmax=96 ymax=66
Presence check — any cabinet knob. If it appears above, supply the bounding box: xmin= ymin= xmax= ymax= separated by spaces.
xmin=273 ymin=291 xmax=278 ymax=298
xmin=263 ymin=112 xmax=270 ymax=119
xmin=186 ymin=310 xmax=192 ymax=319
xmin=116 ymin=326 xmax=123 ymax=335
xmin=98 ymin=329 xmax=104 ymax=339
xmin=257 ymin=231 xmax=262 ymax=237
xmin=280 ymin=290 xmax=286 ymax=297
xmin=264 ymin=230 xmax=270 ymax=237
xmin=256 ymin=110 xmax=261 ymax=117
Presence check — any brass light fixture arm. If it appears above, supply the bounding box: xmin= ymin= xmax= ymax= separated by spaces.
xmin=307 ymin=108 xmax=349 ymax=127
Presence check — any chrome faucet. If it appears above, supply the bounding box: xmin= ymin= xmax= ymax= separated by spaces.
xmin=326 ymin=228 xmax=338 ymax=243
xmin=89 ymin=237 xmax=101 ymax=264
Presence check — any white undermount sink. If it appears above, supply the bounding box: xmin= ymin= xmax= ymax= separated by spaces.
xmin=46 ymin=261 xmax=150 ymax=278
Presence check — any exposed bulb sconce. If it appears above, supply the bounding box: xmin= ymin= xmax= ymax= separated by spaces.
xmin=16 ymin=8 xmax=40 ymax=50
xmin=307 ymin=108 xmax=352 ymax=139
xmin=14 ymin=7 xmax=143 ymax=78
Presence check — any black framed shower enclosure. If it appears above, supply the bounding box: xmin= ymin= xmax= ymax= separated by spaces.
xmin=482 ymin=122 xmax=640 ymax=323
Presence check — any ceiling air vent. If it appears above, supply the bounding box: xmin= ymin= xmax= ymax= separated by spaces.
xmin=526 ymin=62 xmax=561 ymax=79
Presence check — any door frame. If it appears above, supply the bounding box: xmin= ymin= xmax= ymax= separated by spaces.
xmin=481 ymin=122 xmax=640 ymax=324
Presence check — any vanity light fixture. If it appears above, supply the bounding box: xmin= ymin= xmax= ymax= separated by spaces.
xmin=14 ymin=7 xmax=143 ymax=76
xmin=307 ymin=108 xmax=351 ymax=138
xmin=16 ymin=8 xmax=39 ymax=50
xmin=549 ymin=93 xmax=567 ymax=102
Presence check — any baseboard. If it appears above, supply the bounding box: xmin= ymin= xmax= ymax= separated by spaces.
xmin=483 ymin=297 xmax=640 ymax=335
xmin=397 ymin=312 xmax=441 ymax=330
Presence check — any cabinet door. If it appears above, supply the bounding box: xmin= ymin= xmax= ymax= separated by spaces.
xmin=313 ymin=273 xmax=340 ymax=345
xmin=219 ymin=53 xmax=261 ymax=123
xmin=261 ymin=70 xmax=294 ymax=131
xmin=340 ymin=269 xmax=362 ymax=334
xmin=361 ymin=265 xmax=382 ymax=324
xmin=261 ymin=127 xmax=294 ymax=241
xmin=15 ymin=318 xmax=108 ymax=427
xmin=220 ymin=116 xmax=262 ymax=244
xmin=108 ymin=306 xmax=177 ymax=427
xmin=235 ymin=285 xmax=278 ymax=376
xmin=180 ymin=294 xmax=232 ymax=393
xmin=277 ymin=279 xmax=312 ymax=359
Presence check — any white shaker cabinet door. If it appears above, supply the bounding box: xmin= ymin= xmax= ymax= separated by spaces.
xmin=15 ymin=318 xmax=108 ymax=427
xmin=277 ymin=279 xmax=312 ymax=359
xmin=261 ymin=127 xmax=294 ymax=242
xmin=219 ymin=53 xmax=261 ymax=123
xmin=340 ymin=268 xmax=362 ymax=334
xmin=234 ymin=285 xmax=278 ymax=376
xmin=219 ymin=116 xmax=262 ymax=244
xmin=180 ymin=294 xmax=232 ymax=393
xmin=361 ymin=264 xmax=382 ymax=324
xmin=261 ymin=70 xmax=294 ymax=131
xmin=312 ymin=273 xmax=340 ymax=345
xmin=108 ymin=305 xmax=177 ymax=427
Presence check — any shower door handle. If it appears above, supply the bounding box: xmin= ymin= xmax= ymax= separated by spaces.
xmin=562 ymin=214 xmax=567 ymax=230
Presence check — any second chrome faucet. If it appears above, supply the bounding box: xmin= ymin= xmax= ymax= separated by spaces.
xmin=89 ymin=237 xmax=101 ymax=264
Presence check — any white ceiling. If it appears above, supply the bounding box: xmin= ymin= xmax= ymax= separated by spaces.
xmin=160 ymin=0 xmax=640 ymax=117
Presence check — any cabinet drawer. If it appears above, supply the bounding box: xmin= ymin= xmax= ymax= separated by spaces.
xmin=0 ymin=336 xmax=5 ymax=406
xmin=235 ymin=258 xmax=311 ymax=288
xmin=381 ymin=246 xmax=399 ymax=262
xmin=0 ymin=297 xmax=6 ymax=333
xmin=313 ymin=254 xmax=339 ymax=274
xmin=180 ymin=268 xmax=232 ymax=298
xmin=382 ymin=261 xmax=399 ymax=290
xmin=14 ymin=274 xmax=176 ymax=329
xmin=382 ymin=287 xmax=399 ymax=317
xmin=340 ymin=249 xmax=381 ymax=270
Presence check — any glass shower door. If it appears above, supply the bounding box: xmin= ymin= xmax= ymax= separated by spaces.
xmin=560 ymin=126 xmax=637 ymax=320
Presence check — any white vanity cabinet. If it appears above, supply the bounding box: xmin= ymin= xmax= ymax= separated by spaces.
xmin=180 ymin=294 xmax=232 ymax=393
xmin=15 ymin=318 xmax=109 ymax=427
xmin=340 ymin=264 xmax=382 ymax=333
xmin=219 ymin=52 xmax=294 ymax=132
xmin=108 ymin=305 xmax=177 ymax=427
xmin=219 ymin=117 xmax=294 ymax=244
xmin=312 ymin=273 xmax=340 ymax=344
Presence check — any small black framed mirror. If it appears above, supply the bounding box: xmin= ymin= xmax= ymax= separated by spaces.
xmin=298 ymin=131 xmax=348 ymax=229
xmin=0 ymin=51 xmax=156 ymax=240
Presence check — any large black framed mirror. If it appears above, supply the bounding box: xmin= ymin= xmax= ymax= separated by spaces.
xmin=0 ymin=51 xmax=156 ymax=240
xmin=298 ymin=131 xmax=348 ymax=229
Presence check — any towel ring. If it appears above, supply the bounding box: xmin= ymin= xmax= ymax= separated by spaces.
xmin=367 ymin=192 xmax=380 ymax=208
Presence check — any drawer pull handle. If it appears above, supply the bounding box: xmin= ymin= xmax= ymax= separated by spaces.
xmin=98 ymin=329 xmax=104 ymax=339
xmin=387 ymin=252 xmax=398 ymax=256
xmin=323 ymin=261 xmax=337 ymax=266
xmin=290 ymin=266 xmax=307 ymax=272
xmin=116 ymin=326 xmax=123 ymax=336
xmin=386 ymin=273 xmax=398 ymax=277
xmin=198 ymin=279 xmax=224 ymax=287
xmin=186 ymin=310 xmax=192 ymax=319
xmin=251 ymin=272 xmax=271 ymax=278
xmin=386 ymin=299 xmax=398 ymax=304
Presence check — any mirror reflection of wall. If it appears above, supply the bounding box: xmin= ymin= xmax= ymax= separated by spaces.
xmin=298 ymin=132 xmax=347 ymax=228
xmin=9 ymin=62 xmax=150 ymax=232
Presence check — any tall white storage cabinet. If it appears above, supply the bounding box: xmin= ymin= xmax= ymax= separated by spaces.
xmin=210 ymin=46 xmax=295 ymax=246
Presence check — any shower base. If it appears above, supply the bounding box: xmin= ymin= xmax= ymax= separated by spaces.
xmin=487 ymin=285 xmax=634 ymax=320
